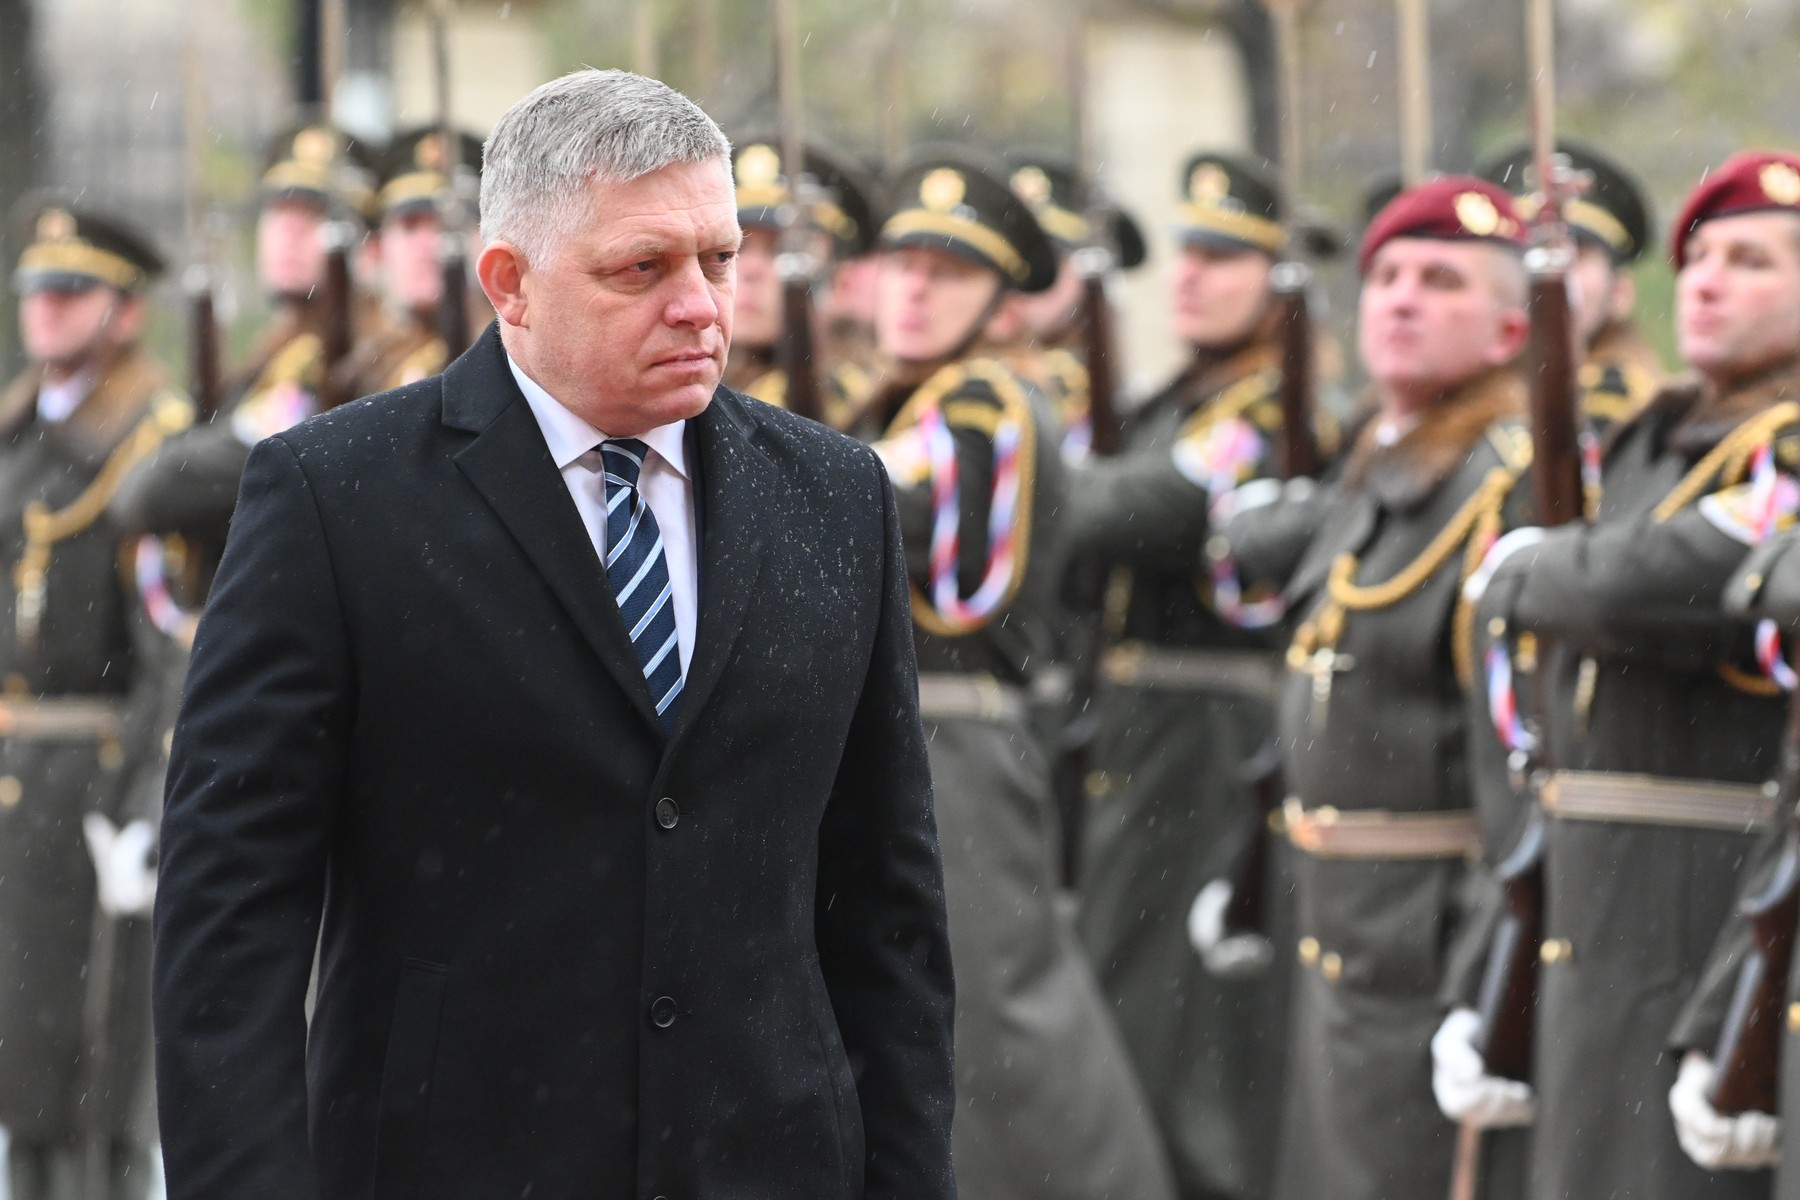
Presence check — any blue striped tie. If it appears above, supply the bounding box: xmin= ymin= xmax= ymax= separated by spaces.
xmin=593 ymin=439 xmax=683 ymax=735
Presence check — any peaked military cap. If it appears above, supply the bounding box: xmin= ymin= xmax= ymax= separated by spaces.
xmin=878 ymin=146 xmax=1059 ymax=293
xmin=261 ymin=123 xmax=378 ymax=220
xmin=1358 ymin=175 xmax=1528 ymax=275
xmin=732 ymin=137 xmax=879 ymax=258
xmin=1175 ymin=152 xmax=1285 ymax=255
xmin=1478 ymin=140 xmax=1651 ymax=263
xmin=1671 ymin=150 xmax=1800 ymax=269
xmin=378 ymin=126 xmax=486 ymax=221
xmin=1003 ymin=155 xmax=1147 ymax=270
xmin=12 ymin=201 xmax=164 ymax=295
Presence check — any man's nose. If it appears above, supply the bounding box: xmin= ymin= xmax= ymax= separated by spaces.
xmin=666 ymin=260 xmax=723 ymax=327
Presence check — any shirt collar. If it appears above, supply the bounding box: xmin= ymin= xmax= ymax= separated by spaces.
xmin=507 ymin=353 xmax=690 ymax=480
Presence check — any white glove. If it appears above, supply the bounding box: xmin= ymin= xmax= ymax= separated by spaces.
xmin=1669 ymin=1051 xmax=1781 ymax=1170
xmin=1186 ymin=879 xmax=1273 ymax=979
xmin=82 ymin=813 xmax=158 ymax=918
xmin=1463 ymin=527 xmax=1548 ymax=603
xmin=1431 ymin=1008 xmax=1536 ymax=1128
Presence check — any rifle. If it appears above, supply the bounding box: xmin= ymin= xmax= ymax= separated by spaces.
xmin=430 ymin=0 xmax=472 ymax=357
xmin=181 ymin=31 xmax=222 ymax=421
xmin=1708 ymin=810 xmax=1798 ymax=1115
xmin=314 ymin=0 xmax=357 ymax=410
xmin=770 ymin=0 xmax=826 ymax=424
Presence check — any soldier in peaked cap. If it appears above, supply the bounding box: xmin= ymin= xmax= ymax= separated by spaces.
xmin=335 ymin=126 xmax=490 ymax=400
xmin=1479 ymin=140 xmax=1664 ymax=436
xmin=1459 ymin=149 xmax=1800 ymax=1200
xmin=1206 ymin=176 xmax=1538 ymax=1200
xmin=1068 ymin=150 xmax=1313 ymax=1200
xmin=1003 ymin=155 xmax=1146 ymax=459
xmin=867 ymin=148 xmax=1175 ymax=1200
xmin=0 ymin=203 xmax=194 ymax=1200
xmin=722 ymin=137 xmax=877 ymax=425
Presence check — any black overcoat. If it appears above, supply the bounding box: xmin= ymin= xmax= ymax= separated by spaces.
xmin=153 ymin=325 xmax=956 ymax=1200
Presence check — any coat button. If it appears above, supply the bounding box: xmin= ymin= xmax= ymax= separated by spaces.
xmin=650 ymin=996 xmax=678 ymax=1029
xmin=655 ymin=797 xmax=680 ymax=830
xmin=1539 ymin=938 xmax=1573 ymax=965
xmin=1297 ymin=936 xmax=1321 ymax=967
xmin=1320 ymin=952 xmax=1344 ymax=983
xmin=1788 ymin=1002 xmax=1800 ymax=1034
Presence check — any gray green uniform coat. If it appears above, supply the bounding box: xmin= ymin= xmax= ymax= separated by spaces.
xmin=1066 ymin=338 xmax=1292 ymax=1200
xmin=1224 ymin=368 xmax=1532 ymax=1200
xmin=882 ymin=356 xmax=1175 ymax=1200
xmin=1483 ymin=361 xmax=1800 ymax=1200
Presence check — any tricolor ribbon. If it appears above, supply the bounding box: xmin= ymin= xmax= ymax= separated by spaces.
xmin=1208 ymin=555 xmax=1286 ymax=629
xmin=134 ymin=535 xmax=198 ymax=643
xmin=1744 ymin=441 xmax=1800 ymax=690
xmin=920 ymin=401 xmax=1025 ymax=629
xmin=1484 ymin=640 xmax=1538 ymax=753
xmin=1755 ymin=619 xmax=1798 ymax=692
xmin=1061 ymin=415 xmax=1092 ymax=466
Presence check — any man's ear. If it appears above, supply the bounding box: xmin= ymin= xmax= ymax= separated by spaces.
xmin=477 ymin=241 xmax=531 ymax=328
xmin=108 ymin=294 xmax=148 ymax=345
xmin=1489 ymin=305 xmax=1532 ymax=367
xmin=983 ymin=286 xmax=1028 ymax=345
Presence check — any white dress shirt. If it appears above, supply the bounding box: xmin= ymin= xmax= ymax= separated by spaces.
xmin=508 ymin=355 xmax=698 ymax=676
xmin=37 ymin=370 xmax=95 ymax=424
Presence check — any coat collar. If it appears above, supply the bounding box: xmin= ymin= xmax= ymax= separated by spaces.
xmin=445 ymin=322 xmax=777 ymax=750
xmin=0 ymin=344 xmax=171 ymax=465
xmin=1624 ymin=355 xmax=1800 ymax=459
xmin=1342 ymin=366 xmax=1526 ymax=511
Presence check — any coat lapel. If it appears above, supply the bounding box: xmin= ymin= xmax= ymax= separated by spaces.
xmin=667 ymin=392 xmax=776 ymax=749
xmin=445 ymin=328 xmax=663 ymax=735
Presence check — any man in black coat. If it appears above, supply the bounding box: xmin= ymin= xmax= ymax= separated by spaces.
xmin=152 ymin=68 xmax=956 ymax=1200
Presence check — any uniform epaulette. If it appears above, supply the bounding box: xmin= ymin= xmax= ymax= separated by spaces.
xmin=1177 ymin=367 xmax=1282 ymax=442
xmin=896 ymin=357 xmax=1036 ymax=441
xmin=1484 ymin=422 xmax=1534 ymax=474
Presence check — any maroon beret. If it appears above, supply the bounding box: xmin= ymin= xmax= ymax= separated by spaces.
xmin=1358 ymin=175 xmax=1527 ymax=275
xmin=1670 ymin=151 xmax=1800 ymax=269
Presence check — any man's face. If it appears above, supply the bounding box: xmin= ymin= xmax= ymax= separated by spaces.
xmin=1014 ymin=253 xmax=1085 ymax=341
xmin=382 ymin=207 xmax=445 ymax=312
xmin=1358 ymin=239 xmax=1526 ymax=407
xmin=1568 ymin=242 xmax=1632 ymax=350
xmin=732 ymin=226 xmax=782 ymax=349
xmin=19 ymin=285 xmax=128 ymax=372
xmin=500 ymin=157 xmax=739 ymax=435
xmin=1168 ymin=242 xmax=1272 ymax=349
xmin=875 ymin=245 xmax=1002 ymax=363
xmin=1677 ymin=211 xmax=1800 ymax=384
xmin=824 ymin=255 xmax=880 ymax=328
xmin=257 ymin=197 xmax=329 ymax=297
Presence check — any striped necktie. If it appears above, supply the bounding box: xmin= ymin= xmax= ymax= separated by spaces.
xmin=592 ymin=438 xmax=683 ymax=735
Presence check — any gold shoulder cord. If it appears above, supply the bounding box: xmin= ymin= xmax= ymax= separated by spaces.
xmin=1651 ymin=400 xmax=1800 ymax=696
xmin=1288 ymin=432 xmax=1529 ymax=694
xmin=256 ymin=332 xmax=324 ymax=394
xmin=892 ymin=358 xmax=1040 ymax=638
xmin=15 ymin=391 xmax=195 ymax=657
xmin=745 ymin=368 xmax=788 ymax=409
xmin=389 ymin=338 xmax=450 ymax=390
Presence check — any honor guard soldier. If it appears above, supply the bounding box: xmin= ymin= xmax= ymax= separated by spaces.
xmin=868 ymin=149 xmax=1176 ymax=1200
xmin=0 ymin=204 xmax=193 ymax=1199
xmin=1469 ymin=150 xmax=1800 ymax=1200
xmin=337 ymin=126 xmax=489 ymax=398
xmin=724 ymin=137 xmax=878 ymax=424
xmin=1212 ymin=176 xmax=1537 ymax=1200
xmin=1480 ymin=140 xmax=1664 ymax=437
xmin=1003 ymin=156 xmax=1147 ymax=460
xmin=1068 ymin=151 xmax=1300 ymax=1200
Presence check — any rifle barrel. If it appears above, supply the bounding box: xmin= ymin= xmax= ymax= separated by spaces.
xmin=1708 ymin=823 xmax=1799 ymax=1115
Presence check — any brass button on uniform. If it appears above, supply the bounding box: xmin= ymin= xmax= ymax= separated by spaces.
xmin=1297 ymin=936 xmax=1321 ymax=967
xmin=650 ymin=996 xmax=678 ymax=1029
xmin=1086 ymin=771 xmax=1111 ymax=799
xmin=1320 ymin=952 xmax=1344 ymax=983
xmin=1540 ymin=938 xmax=1573 ymax=965
xmin=0 ymin=776 xmax=19 ymax=809
xmin=1745 ymin=572 xmax=1765 ymax=593
xmin=654 ymin=797 xmax=680 ymax=830
xmin=1788 ymin=1002 xmax=1800 ymax=1034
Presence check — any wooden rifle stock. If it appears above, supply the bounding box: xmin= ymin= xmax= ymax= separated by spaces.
xmin=1222 ymin=740 xmax=1285 ymax=937
xmin=319 ymin=222 xmax=355 ymax=410
xmin=437 ymin=241 xmax=471 ymax=358
xmin=186 ymin=275 xmax=222 ymax=421
xmin=1708 ymin=811 xmax=1800 ymax=1115
xmin=1525 ymin=264 xmax=1584 ymax=526
xmin=1079 ymin=269 xmax=1121 ymax=457
xmin=1473 ymin=811 xmax=1546 ymax=1080
xmin=778 ymin=273 xmax=825 ymax=423
xmin=1269 ymin=261 xmax=1320 ymax=481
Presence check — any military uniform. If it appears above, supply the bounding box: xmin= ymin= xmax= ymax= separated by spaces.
xmin=724 ymin=138 xmax=878 ymax=428
xmin=872 ymin=152 xmax=1174 ymax=1200
xmin=0 ymin=207 xmax=192 ymax=1199
xmin=1070 ymin=152 xmax=1297 ymax=1200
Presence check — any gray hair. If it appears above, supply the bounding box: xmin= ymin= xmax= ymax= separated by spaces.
xmin=480 ymin=69 xmax=731 ymax=265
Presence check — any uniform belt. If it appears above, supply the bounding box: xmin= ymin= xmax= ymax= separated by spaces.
xmin=917 ymin=673 xmax=1030 ymax=724
xmin=0 ymin=696 xmax=125 ymax=741
xmin=1101 ymin=643 xmax=1278 ymax=699
xmin=1541 ymin=770 xmax=1778 ymax=833
xmin=1283 ymin=797 xmax=1481 ymax=860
